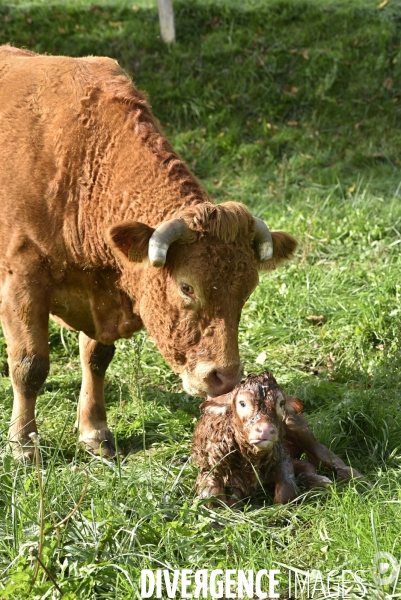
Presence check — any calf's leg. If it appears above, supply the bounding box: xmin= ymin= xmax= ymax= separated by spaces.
xmin=284 ymin=413 xmax=362 ymax=481
xmin=196 ymin=472 xmax=236 ymax=507
xmin=271 ymin=452 xmax=298 ymax=504
xmin=1 ymin=271 xmax=50 ymax=461
xmin=77 ymin=332 xmax=116 ymax=456
xmin=292 ymin=459 xmax=332 ymax=489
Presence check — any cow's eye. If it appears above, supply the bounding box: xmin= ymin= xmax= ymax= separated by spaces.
xmin=180 ymin=283 xmax=194 ymax=297
xmin=239 ymin=401 xmax=246 ymax=408
xmin=279 ymin=400 xmax=285 ymax=408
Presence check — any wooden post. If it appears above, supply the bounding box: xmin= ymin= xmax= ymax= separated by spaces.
xmin=158 ymin=0 xmax=175 ymax=44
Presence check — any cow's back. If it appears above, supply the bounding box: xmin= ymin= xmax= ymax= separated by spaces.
xmin=0 ymin=46 xmax=134 ymax=267
xmin=0 ymin=45 xmax=206 ymax=275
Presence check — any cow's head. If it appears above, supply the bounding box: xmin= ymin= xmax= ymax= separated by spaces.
xmin=107 ymin=202 xmax=297 ymax=397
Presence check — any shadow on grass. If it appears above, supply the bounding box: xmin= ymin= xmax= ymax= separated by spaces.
xmin=284 ymin=351 xmax=401 ymax=475
xmin=110 ymin=382 xmax=200 ymax=454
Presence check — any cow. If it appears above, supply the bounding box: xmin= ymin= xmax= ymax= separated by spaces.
xmin=0 ymin=45 xmax=297 ymax=460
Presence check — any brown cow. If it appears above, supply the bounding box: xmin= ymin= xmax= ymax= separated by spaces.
xmin=0 ymin=45 xmax=297 ymax=460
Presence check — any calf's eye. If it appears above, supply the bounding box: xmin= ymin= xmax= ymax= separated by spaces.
xmin=239 ymin=401 xmax=246 ymax=408
xmin=180 ymin=283 xmax=194 ymax=297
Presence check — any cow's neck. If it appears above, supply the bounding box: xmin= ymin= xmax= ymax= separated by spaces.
xmin=70 ymin=108 xmax=209 ymax=269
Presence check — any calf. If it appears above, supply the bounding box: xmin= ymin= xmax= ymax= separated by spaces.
xmin=192 ymin=372 xmax=361 ymax=506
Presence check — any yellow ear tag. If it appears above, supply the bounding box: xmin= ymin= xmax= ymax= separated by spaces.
xmin=128 ymin=248 xmax=143 ymax=262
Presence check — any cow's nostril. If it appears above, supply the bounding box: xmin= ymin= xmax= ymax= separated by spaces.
xmin=206 ymin=364 xmax=242 ymax=394
xmin=207 ymin=370 xmax=223 ymax=389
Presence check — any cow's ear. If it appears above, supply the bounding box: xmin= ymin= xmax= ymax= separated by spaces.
xmin=200 ymin=393 xmax=232 ymax=416
xmin=285 ymin=394 xmax=304 ymax=415
xmin=258 ymin=231 xmax=298 ymax=271
xmin=106 ymin=222 xmax=155 ymax=263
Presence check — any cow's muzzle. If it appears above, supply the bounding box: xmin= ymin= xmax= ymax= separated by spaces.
xmin=181 ymin=361 xmax=243 ymax=397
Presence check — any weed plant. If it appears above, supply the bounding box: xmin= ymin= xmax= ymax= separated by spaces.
xmin=1 ymin=0 xmax=401 ymax=598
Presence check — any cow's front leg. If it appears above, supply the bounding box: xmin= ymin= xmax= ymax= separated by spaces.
xmin=77 ymin=332 xmax=116 ymax=457
xmin=1 ymin=274 xmax=50 ymax=461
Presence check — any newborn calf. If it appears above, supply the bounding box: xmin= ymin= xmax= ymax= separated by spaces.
xmin=192 ymin=372 xmax=361 ymax=506
xmin=192 ymin=372 xmax=301 ymax=505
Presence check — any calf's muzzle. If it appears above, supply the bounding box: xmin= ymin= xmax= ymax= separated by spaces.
xmin=249 ymin=422 xmax=278 ymax=446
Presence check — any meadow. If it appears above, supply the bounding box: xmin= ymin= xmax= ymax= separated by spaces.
xmin=1 ymin=0 xmax=401 ymax=597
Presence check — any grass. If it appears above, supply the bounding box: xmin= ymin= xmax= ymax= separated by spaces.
xmin=1 ymin=0 xmax=401 ymax=597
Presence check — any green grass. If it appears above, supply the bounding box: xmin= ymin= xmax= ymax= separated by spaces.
xmin=1 ymin=0 xmax=401 ymax=597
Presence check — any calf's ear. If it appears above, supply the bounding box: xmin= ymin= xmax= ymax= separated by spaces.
xmin=199 ymin=393 xmax=232 ymax=416
xmin=285 ymin=394 xmax=303 ymax=415
xmin=106 ymin=222 xmax=155 ymax=263
xmin=258 ymin=232 xmax=298 ymax=271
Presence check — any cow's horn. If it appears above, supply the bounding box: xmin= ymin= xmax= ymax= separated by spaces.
xmin=148 ymin=218 xmax=189 ymax=267
xmin=253 ymin=217 xmax=273 ymax=261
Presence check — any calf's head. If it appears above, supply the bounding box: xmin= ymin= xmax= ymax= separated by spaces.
xmin=200 ymin=372 xmax=303 ymax=453
xmin=107 ymin=203 xmax=297 ymax=397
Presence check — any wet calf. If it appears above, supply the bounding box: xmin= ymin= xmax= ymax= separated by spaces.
xmin=192 ymin=372 xmax=302 ymax=505
xmin=192 ymin=372 xmax=362 ymax=506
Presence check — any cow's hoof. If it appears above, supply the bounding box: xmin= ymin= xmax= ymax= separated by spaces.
xmin=79 ymin=428 xmax=117 ymax=458
xmin=7 ymin=440 xmax=37 ymax=462
xmin=7 ymin=429 xmax=40 ymax=462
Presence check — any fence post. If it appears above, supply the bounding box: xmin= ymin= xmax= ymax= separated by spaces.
xmin=158 ymin=0 xmax=175 ymax=44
